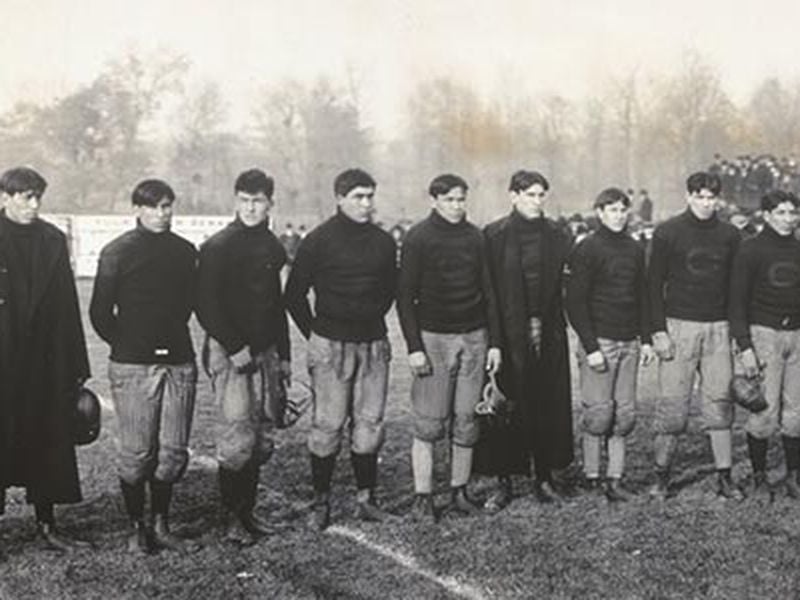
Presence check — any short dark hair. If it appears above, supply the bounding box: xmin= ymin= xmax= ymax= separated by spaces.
xmin=0 ymin=167 xmax=47 ymax=196
xmin=686 ymin=171 xmax=722 ymax=196
xmin=508 ymin=170 xmax=549 ymax=193
xmin=594 ymin=187 xmax=631 ymax=210
xmin=132 ymin=179 xmax=175 ymax=207
xmin=334 ymin=168 xmax=376 ymax=197
xmin=429 ymin=173 xmax=468 ymax=198
xmin=235 ymin=169 xmax=274 ymax=198
xmin=761 ymin=189 xmax=800 ymax=212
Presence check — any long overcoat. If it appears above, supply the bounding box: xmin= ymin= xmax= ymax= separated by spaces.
xmin=474 ymin=213 xmax=574 ymax=477
xmin=0 ymin=213 xmax=90 ymax=511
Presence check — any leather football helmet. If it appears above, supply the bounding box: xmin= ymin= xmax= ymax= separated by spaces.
xmin=73 ymin=386 xmax=101 ymax=445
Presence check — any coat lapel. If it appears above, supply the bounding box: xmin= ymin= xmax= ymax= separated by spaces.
xmin=27 ymin=221 xmax=63 ymax=321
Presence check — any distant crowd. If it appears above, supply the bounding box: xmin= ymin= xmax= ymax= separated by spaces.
xmin=709 ymin=153 xmax=800 ymax=207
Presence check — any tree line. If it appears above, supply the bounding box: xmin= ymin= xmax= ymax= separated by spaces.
xmin=3 ymin=48 xmax=800 ymax=225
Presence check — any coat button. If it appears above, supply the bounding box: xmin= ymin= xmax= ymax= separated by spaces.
xmin=782 ymin=316 xmax=790 ymax=327
xmin=0 ymin=298 xmax=5 ymax=305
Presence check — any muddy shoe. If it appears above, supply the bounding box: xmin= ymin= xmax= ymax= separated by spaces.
xmin=126 ymin=520 xmax=151 ymax=555
xmin=354 ymin=496 xmax=393 ymax=523
xmin=308 ymin=494 xmax=331 ymax=532
xmin=605 ymin=478 xmax=634 ymax=503
xmin=785 ymin=470 xmax=800 ymax=500
xmin=409 ymin=494 xmax=438 ymax=524
xmin=716 ymin=472 xmax=745 ymax=501
xmin=582 ymin=477 xmax=603 ymax=494
xmin=223 ymin=515 xmax=256 ymax=547
xmin=38 ymin=523 xmax=90 ymax=553
xmin=449 ymin=486 xmax=481 ymax=515
xmin=648 ymin=471 xmax=670 ymax=503
xmin=750 ymin=472 xmax=773 ymax=504
xmin=240 ymin=510 xmax=283 ymax=536
xmin=152 ymin=515 xmax=186 ymax=552
xmin=534 ymin=481 xmax=564 ymax=505
xmin=483 ymin=487 xmax=512 ymax=515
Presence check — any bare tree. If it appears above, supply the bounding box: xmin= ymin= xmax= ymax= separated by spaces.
xmin=169 ymin=81 xmax=236 ymax=213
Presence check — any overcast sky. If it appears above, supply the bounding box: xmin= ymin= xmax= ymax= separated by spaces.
xmin=2 ymin=0 xmax=799 ymax=137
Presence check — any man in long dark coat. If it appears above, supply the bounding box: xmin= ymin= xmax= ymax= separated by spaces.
xmin=474 ymin=170 xmax=574 ymax=511
xmin=0 ymin=167 xmax=91 ymax=554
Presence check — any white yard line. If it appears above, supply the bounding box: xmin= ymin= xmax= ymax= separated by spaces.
xmin=328 ymin=524 xmax=489 ymax=600
xmin=93 ymin=439 xmax=487 ymax=599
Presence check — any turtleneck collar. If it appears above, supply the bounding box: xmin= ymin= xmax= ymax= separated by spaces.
xmin=429 ymin=209 xmax=468 ymax=229
xmin=762 ymin=222 xmax=796 ymax=243
xmin=510 ymin=207 xmax=545 ymax=229
xmin=135 ymin=219 xmax=170 ymax=236
xmin=0 ymin=209 xmax=37 ymax=233
xmin=334 ymin=209 xmax=373 ymax=231
xmin=597 ymin=223 xmax=629 ymax=239
xmin=683 ymin=208 xmax=719 ymax=229
xmin=232 ymin=215 xmax=270 ymax=234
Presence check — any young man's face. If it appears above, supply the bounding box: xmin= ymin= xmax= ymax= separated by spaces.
xmin=3 ymin=190 xmax=42 ymax=225
xmin=686 ymin=188 xmax=718 ymax=221
xmin=236 ymin=190 xmax=272 ymax=227
xmin=137 ymin=197 xmax=174 ymax=233
xmin=764 ymin=201 xmax=799 ymax=237
xmin=432 ymin=187 xmax=467 ymax=224
xmin=730 ymin=213 xmax=749 ymax=230
xmin=596 ymin=200 xmax=630 ymax=233
xmin=511 ymin=183 xmax=546 ymax=219
xmin=337 ymin=186 xmax=375 ymax=224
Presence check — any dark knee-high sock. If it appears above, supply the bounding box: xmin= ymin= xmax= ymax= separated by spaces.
xmin=120 ymin=479 xmax=146 ymax=520
xmin=747 ymin=434 xmax=768 ymax=473
xmin=310 ymin=454 xmax=336 ymax=495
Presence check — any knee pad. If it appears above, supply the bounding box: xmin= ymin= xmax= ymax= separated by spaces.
xmin=352 ymin=419 xmax=385 ymax=455
xmin=414 ymin=417 xmax=446 ymax=443
xmin=747 ymin=414 xmax=778 ymax=440
xmin=154 ymin=446 xmax=190 ymax=483
xmin=119 ymin=449 xmax=156 ymax=484
xmin=583 ymin=404 xmax=614 ymax=436
xmin=217 ymin=422 xmax=256 ymax=471
xmin=452 ymin=413 xmax=479 ymax=447
xmin=654 ymin=398 xmax=689 ymax=435
xmin=705 ymin=398 xmax=734 ymax=431
xmin=308 ymin=427 xmax=343 ymax=458
xmin=614 ymin=413 xmax=636 ymax=438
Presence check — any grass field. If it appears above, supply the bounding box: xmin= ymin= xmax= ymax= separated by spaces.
xmin=1 ymin=279 xmax=800 ymax=599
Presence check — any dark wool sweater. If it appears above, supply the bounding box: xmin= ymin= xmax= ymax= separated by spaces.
xmin=397 ymin=210 xmax=500 ymax=353
xmin=197 ymin=217 xmax=289 ymax=359
xmin=284 ymin=211 xmax=397 ymax=342
xmin=648 ymin=209 xmax=739 ymax=330
xmin=566 ymin=225 xmax=650 ymax=353
xmin=729 ymin=224 xmax=800 ymax=350
xmin=90 ymin=222 xmax=197 ymax=364
xmin=512 ymin=211 xmax=543 ymax=317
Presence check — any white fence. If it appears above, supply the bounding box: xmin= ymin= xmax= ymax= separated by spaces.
xmin=43 ymin=214 xmax=233 ymax=277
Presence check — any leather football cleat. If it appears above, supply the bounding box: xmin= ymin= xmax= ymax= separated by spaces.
xmin=409 ymin=494 xmax=438 ymax=523
xmin=605 ymin=478 xmax=634 ymax=502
